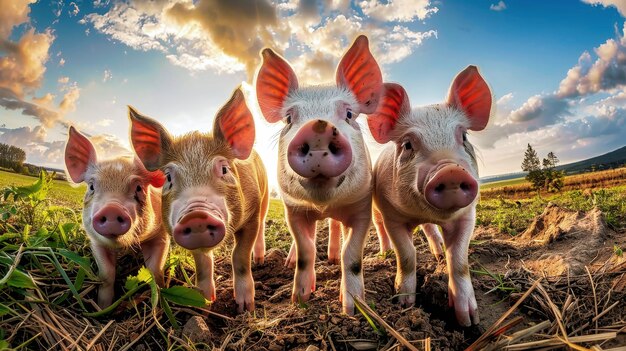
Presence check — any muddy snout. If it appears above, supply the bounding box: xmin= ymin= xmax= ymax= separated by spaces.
xmin=173 ymin=208 xmax=226 ymax=250
xmin=287 ymin=119 xmax=353 ymax=178
xmin=424 ymin=164 xmax=478 ymax=211
xmin=92 ymin=203 xmax=132 ymax=238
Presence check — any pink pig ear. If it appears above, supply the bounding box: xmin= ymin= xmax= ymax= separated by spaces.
xmin=64 ymin=126 xmax=97 ymax=183
xmin=367 ymin=83 xmax=410 ymax=144
xmin=214 ymin=87 xmax=255 ymax=160
xmin=336 ymin=35 xmax=383 ymax=114
xmin=128 ymin=106 xmax=172 ymax=171
xmin=447 ymin=65 xmax=492 ymax=131
xmin=255 ymin=48 xmax=298 ymax=123
xmin=133 ymin=157 xmax=166 ymax=188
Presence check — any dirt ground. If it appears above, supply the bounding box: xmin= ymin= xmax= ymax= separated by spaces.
xmin=168 ymin=204 xmax=626 ymax=350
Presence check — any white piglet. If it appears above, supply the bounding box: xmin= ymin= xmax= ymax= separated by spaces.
xmin=64 ymin=126 xmax=169 ymax=308
xmin=255 ymin=35 xmax=383 ymax=314
xmin=367 ymin=66 xmax=493 ymax=326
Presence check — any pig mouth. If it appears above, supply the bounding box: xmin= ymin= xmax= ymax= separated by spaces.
xmin=298 ymin=174 xmax=334 ymax=188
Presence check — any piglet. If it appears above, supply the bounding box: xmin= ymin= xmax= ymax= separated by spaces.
xmin=64 ymin=126 xmax=169 ymax=308
xmin=129 ymin=88 xmax=268 ymax=313
xmin=367 ymin=66 xmax=492 ymax=326
xmin=255 ymin=35 xmax=383 ymax=314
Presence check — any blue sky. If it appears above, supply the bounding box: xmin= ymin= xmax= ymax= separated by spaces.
xmin=1 ymin=0 xmax=626 ymax=187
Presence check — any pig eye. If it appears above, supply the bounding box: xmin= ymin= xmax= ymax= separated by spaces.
xmin=286 ymin=114 xmax=292 ymax=124
xmin=403 ymin=141 xmax=412 ymax=150
xmin=462 ymin=132 xmax=467 ymax=142
xmin=166 ymin=173 xmax=171 ymax=183
xmin=346 ymin=110 xmax=353 ymax=119
xmin=89 ymin=183 xmax=95 ymax=192
xmin=222 ymin=166 xmax=228 ymax=175
xmin=136 ymin=185 xmax=142 ymax=192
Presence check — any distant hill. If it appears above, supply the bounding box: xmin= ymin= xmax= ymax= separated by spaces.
xmin=481 ymin=145 xmax=626 ymax=184
xmin=557 ymin=145 xmax=626 ymax=174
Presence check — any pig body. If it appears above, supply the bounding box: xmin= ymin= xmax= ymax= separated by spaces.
xmin=367 ymin=66 xmax=492 ymax=326
xmin=64 ymin=127 xmax=169 ymax=308
xmin=129 ymin=88 xmax=268 ymax=312
xmin=256 ymin=35 xmax=383 ymax=314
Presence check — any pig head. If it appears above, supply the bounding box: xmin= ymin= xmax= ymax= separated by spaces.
xmin=129 ymin=88 xmax=269 ymax=313
xmin=255 ymin=35 xmax=383 ymax=314
xmin=64 ymin=126 xmax=169 ymax=308
xmin=367 ymin=66 xmax=492 ymax=326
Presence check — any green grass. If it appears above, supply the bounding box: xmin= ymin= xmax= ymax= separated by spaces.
xmin=480 ymin=177 xmax=527 ymax=190
xmin=476 ymin=186 xmax=626 ymax=235
xmin=0 ymin=170 xmax=293 ymax=349
xmin=0 ymin=170 xmax=85 ymax=209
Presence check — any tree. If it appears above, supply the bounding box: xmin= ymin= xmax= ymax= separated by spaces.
xmin=521 ymin=144 xmax=544 ymax=190
xmin=542 ymin=151 xmax=564 ymax=192
xmin=0 ymin=142 xmax=26 ymax=171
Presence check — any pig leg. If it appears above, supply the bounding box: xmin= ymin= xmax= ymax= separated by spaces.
xmin=441 ymin=208 xmax=479 ymax=326
xmin=338 ymin=198 xmax=371 ymax=315
xmin=232 ymin=220 xmax=258 ymax=312
xmin=285 ymin=241 xmax=296 ymax=268
xmin=286 ymin=210 xmax=317 ymax=304
xmin=421 ymin=223 xmax=445 ymax=262
xmin=141 ymin=232 xmax=170 ymax=287
xmin=373 ymin=206 xmax=392 ymax=255
xmin=327 ymin=218 xmax=342 ymax=264
xmin=91 ymin=243 xmax=117 ymax=308
xmin=338 ymin=213 xmax=369 ymax=315
xmin=254 ymin=190 xmax=269 ymax=265
xmin=192 ymin=250 xmax=216 ymax=303
xmin=385 ymin=220 xmax=417 ymax=307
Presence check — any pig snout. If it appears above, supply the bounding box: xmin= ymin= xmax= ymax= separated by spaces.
xmin=92 ymin=203 xmax=132 ymax=238
xmin=287 ymin=119 xmax=352 ymax=178
xmin=424 ymin=164 xmax=478 ymax=211
xmin=173 ymin=210 xmax=226 ymax=250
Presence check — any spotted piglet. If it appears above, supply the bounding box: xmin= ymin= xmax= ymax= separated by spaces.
xmin=255 ymin=35 xmax=383 ymax=314
xmin=367 ymin=66 xmax=492 ymax=326
xmin=64 ymin=126 xmax=169 ymax=308
xmin=129 ymin=88 xmax=268 ymax=312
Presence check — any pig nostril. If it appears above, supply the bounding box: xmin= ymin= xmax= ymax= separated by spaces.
xmin=183 ymin=227 xmax=192 ymax=235
xmin=116 ymin=216 xmax=124 ymax=223
xmin=99 ymin=216 xmax=106 ymax=224
xmin=207 ymin=225 xmax=216 ymax=231
xmin=299 ymin=143 xmax=310 ymax=156
xmin=435 ymin=184 xmax=445 ymax=193
xmin=328 ymin=142 xmax=339 ymax=155
xmin=460 ymin=182 xmax=470 ymax=191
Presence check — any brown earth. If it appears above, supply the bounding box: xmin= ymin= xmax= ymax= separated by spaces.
xmin=172 ymin=204 xmax=626 ymax=350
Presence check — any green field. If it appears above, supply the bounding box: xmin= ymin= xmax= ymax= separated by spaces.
xmin=479 ymin=176 xmax=527 ymax=189
xmin=0 ymin=170 xmax=85 ymax=208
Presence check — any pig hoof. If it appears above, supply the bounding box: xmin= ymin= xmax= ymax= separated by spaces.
xmin=342 ymin=300 xmax=355 ymax=315
xmin=435 ymin=254 xmax=445 ymax=263
xmin=254 ymin=255 xmax=265 ymax=265
xmin=449 ymin=285 xmax=479 ymax=326
xmin=237 ymin=300 xmax=255 ymax=313
xmin=285 ymin=257 xmax=296 ymax=268
xmin=327 ymin=256 xmax=340 ymax=265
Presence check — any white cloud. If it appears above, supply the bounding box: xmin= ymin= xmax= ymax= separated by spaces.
xmin=358 ymin=0 xmax=439 ymax=22
xmin=59 ymin=58 xmax=65 ymax=66
xmin=103 ymin=69 xmax=112 ymax=82
xmin=582 ymin=0 xmax=626 ymax=17
xmin=558 ymin=23 xmax=626 ymax=98
xmin=490 ymin=1 xmax=507 ymax=11
xmin=69 ymin=2 xmax=80 ymax=17
xmin=96 ymin=119 xmax=114 ymax=127
xmin=58 ymin=76 xmax=69 ymax=84
xmin=59 ymin=84 xmax=80 ymax=114
xmin=84 ymin=0 xmax=438 ymax=80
